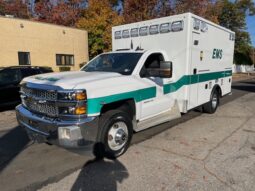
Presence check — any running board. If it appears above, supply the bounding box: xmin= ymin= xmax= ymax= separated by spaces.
xmin=135 ymin=100 xmax=181 ymax=132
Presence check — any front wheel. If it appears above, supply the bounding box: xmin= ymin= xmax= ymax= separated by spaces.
xmin=203 ymin=89 xmax=219 ymax=114
xmin=94 ymin=110 xmax=133 ymax=159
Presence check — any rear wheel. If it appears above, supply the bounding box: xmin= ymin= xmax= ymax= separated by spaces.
xmin=94 ymin=110 xmax=133 ymax=159
xmin=203 ymin=89 xmax=219 ymax=114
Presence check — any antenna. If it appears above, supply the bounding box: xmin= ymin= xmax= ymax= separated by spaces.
xmin=135 ymin=46 xmax=144 ymax=51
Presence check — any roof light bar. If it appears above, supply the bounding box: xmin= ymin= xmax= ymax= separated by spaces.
xmin=114 ymin=31 xmax=122 ymax=39
xmin=131 ymin=28 xmax=139 ymax=37
xmin=122 ymin=29 xmax=130 ymax=38
xmin=171 ymin=21 xmax=183 ymax=32
xmin=139 ymin=26 xmax=148 ymax=36
xmin=160 ymin=23 xmax=171 ymax=33
xmin=149 ymin=25 xmax=159 ymax=35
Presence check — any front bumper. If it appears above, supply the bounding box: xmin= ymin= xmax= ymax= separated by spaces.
xmin=16 ymin=105 xmax=99 ymax=151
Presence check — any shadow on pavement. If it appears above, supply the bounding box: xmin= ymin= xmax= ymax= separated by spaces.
xmin=237 ymin=81 xmax=255 ymax=85
xmin=0 ymin=104 xmax=17 ymax=112
xmin=71 ymin=158 xmax=129 ymax=191
xmin=0 ymin=126 xmax=30 ymax=172
xmin=232 ymin=84 xmax=255 ymax=93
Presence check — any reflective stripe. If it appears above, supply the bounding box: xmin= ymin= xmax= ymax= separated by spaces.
xmin=163 ymin=70 xmax=232 ymax=94
xmin=87 ymin=70 xmax=232 ymax=115
xmin=87 ymin=87 xmax=156 ymax=115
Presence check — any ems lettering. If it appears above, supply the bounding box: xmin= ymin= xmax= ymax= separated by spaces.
xmin=212 ymin=49 xmax=223 ymax=59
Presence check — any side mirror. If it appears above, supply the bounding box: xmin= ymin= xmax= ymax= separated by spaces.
xmin=146 ymin=61 xmax=172 ymax=78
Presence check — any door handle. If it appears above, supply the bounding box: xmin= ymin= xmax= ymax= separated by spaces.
xmin=193 ymin=68 xmax=197 ymax=75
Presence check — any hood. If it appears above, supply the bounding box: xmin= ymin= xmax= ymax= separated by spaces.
xmin=23 ymin=71 xmax=122 ymax=89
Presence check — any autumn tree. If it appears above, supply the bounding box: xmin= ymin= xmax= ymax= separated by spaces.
xmin=0 ymin=0 xmax=5 ymax=15
xmin=173 ymin=0 xmax=219 ymax=22
xmin=123 ymin=0 xmax=159 ymax=23
xmin=157 ymin=0 xmax=174 ymax=17
xmin=175 ymin=0 xmax=209 ymax=16
xmin=0 ymin=0 xmax=30 ymax=18
xmin=76 ymin=0 xmax=123 ymax=58
xmin=122 ymin=0 xmax=217 ymax=24
xmin=34 ymin=0 xmax=84 ymax=26
xmin=34 ymin=0 xmax=53 ymax=23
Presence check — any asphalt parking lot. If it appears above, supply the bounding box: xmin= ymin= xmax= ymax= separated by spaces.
xmin=0 ymin=78 xmax=255 ymax=191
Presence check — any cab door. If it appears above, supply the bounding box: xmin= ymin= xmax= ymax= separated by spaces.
xmin=139 ymin=53 xmax=172 ymax=120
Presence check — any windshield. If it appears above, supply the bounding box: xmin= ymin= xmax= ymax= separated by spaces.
xmin=82 ymin=53 xmax=143 ymax=75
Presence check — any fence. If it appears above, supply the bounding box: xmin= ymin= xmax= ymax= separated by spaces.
xmin=232 ymin=64 xmax=255 ymax=73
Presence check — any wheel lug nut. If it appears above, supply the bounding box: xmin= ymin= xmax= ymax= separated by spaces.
xmin=108 ymin=134 xmax=113 ymax=141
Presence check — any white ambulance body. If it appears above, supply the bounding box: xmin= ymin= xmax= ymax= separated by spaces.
xmin=112 ymin=12 xmax=235 ymax=113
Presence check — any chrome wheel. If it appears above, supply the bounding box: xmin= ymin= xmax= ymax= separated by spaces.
xmin=107 ymin=122 xmax=128 ymax=151
xmin=212 ymin=93 xmax=218 ymax=109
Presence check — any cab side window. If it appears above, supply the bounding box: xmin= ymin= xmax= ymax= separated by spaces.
xmin=140 ymin=53 xmax=165 ymax=77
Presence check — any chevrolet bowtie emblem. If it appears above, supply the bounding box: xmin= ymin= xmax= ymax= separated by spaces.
xmin=38 ymin=100 xmax=47 ymax=104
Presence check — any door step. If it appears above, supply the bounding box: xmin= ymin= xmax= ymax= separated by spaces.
xmin=135 ymin=100 xmax=181 ymax=132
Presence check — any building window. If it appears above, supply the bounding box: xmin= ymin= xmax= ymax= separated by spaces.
xmin=18 ymin=52 xmax=31 ymax=65
xmin=56 ymin=54 xmax=74 ymax=66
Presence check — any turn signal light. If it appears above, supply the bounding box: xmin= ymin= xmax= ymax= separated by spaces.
xmin=74 ymin=106 xmax=86 ymax=115
xmin=75 ymin=92 xmax=87 ymax=100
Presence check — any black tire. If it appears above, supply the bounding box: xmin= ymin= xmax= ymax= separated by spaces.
xmin=94 ymin=110 xmax=133 ymax=159
xmin=203 ymin=89 xmax=220 ymax=114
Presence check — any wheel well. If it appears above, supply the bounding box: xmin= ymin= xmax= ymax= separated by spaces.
xmin=213 ymin=85 xmax=222 ymax=97
xmin=101 ymin=99 xmax=136 ymax=120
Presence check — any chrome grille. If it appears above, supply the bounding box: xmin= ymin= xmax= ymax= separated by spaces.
xmin=21 ymin=86 xmax=57 ymax=101
xmin=21 ymin=86 xmax=58 ymax=117
xmin=23 ymin=98 xmax=58 ymax=116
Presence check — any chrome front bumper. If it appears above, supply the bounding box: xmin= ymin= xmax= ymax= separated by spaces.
xmin=16 ymin=105 xmax=99 ymax=150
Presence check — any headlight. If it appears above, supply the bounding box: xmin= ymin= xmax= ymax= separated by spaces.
xmin=58 ymin=90 xmax=87 ymax=101
xmin=58 ymin=90 xmax=87 ymax=115
xmin=59 ymin=106 xmax=87 ymax=115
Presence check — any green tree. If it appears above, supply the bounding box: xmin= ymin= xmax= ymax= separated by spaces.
xmin=76 ymin=0 xmax=123 ymax=58
xmin=217 ymin=0 xmax=255 ymax=65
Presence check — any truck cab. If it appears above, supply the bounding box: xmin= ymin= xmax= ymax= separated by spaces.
xmin=16 ymin=49 xmax=176 ymax=158
xmin=16 ymin=13 xmax=234 ymax=159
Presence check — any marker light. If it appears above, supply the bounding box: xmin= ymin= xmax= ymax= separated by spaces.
xmin=74 ymin=106 xmax=86 ymax=115
xmin=75 ymin=91 xmax=87 ymax=100
xmin=60 ymin=106 xmax=87 ymax=115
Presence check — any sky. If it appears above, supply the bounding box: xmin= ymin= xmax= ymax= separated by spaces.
xmin=247 ymin=15 xmax=255 ymax=47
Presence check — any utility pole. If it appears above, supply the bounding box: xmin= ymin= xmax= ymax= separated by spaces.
xmin=253 ymin=48 xmax=255 ymax=70
xmin=253 ymin=48 xmax=255 ymax=67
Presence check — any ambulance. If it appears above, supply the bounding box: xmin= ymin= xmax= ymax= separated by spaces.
xmin=16 ymin=13 xmax=235 ymax=158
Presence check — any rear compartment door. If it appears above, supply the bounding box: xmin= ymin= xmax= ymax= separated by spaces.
xmin=189 ymin=32 xmax=200 ymax=109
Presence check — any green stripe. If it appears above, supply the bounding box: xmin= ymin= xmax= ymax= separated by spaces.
xmin=87 ymin=70 xmax=232 ymax=115
xmin=163 ymin=70 xmax=232 ymax=94
xmin=87 ymin=87 xmax=156 ymax=114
